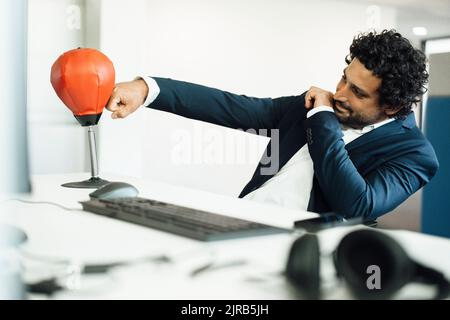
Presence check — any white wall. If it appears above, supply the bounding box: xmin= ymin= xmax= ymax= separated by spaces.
xmin=97 ymin=0 xmax=396 ymax=196
xmin=27 ymin=0 xmax=86 ymax=174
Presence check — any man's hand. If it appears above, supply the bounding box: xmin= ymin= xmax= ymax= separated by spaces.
xmin=305 ymin=86 xmax=334 ymax=110
xmin=106 ymin=79 xmax=149 ymax=119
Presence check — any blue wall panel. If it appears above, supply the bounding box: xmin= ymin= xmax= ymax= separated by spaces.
xmin=422 ymin=96 xmax=450 ymax=238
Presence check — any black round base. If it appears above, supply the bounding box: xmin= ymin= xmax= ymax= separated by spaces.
xmin=61 ymin=177 xmax=109 ymax=189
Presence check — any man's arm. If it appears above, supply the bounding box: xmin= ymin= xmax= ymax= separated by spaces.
xmin=305 ymin=111 xmax=438 ymax=220
xmin=107 ymin=77 xmax=300 ymax=132
xmin=148 ymin=77 xmax=293 ymax=131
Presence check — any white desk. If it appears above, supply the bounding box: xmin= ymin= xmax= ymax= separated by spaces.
xmin=1 ymin=173 xmax=450 ymax=300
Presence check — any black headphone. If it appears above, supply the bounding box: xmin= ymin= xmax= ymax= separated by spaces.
xmin=286 ymin=229 xmax=450 ymax=299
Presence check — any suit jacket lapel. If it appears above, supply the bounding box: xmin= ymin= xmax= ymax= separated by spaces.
xmin=345 ymin=118 xmax=407 ymax=153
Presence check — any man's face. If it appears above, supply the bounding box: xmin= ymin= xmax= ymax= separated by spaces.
xmin=334 ymin=58 xmax=387 ymax=129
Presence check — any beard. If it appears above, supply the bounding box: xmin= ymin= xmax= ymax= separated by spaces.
xmin=333 ymin=100 xmax=385 ymax=129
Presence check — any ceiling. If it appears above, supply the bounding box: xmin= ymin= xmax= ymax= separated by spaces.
xmin=346 ymin=0 xmax=450 ymax=17
xmin=331 ymin=0 xmax=450 ymax=44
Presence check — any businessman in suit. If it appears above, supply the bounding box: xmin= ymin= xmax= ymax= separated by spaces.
xmin=106 ymin=29 xmax=438 ymax=221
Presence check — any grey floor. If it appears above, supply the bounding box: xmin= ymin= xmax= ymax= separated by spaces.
xmin=378 ymin=190 xmax=422 ymax=232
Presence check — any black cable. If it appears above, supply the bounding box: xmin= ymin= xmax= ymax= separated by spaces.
xmin=26 ymin=278 xmax=65 ymax=296
xmin=1 ymin=198 xmax=84 ymax=212
xmin=20 ymin=250 xmax=173 ymax=274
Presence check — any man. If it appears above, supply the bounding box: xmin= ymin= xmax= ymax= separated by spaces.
xmin=106 ymin=29 xmax=438 ymax=221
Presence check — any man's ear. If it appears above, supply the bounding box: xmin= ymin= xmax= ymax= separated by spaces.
xmin=384 ymin=105 xmax=401 ymax=117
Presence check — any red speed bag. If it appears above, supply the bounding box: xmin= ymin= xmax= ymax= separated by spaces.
xmin=50 ymin=48 xmax=115 ymax=126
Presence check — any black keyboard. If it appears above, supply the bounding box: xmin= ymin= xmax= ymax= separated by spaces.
xmin=80 ymin=197 xmax=290 ymax=241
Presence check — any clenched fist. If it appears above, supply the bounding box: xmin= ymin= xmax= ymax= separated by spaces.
xmin=305 ymin=86 xmax=334 ymax=110
xmin=106 ymin=79 xmax=149 ymax=119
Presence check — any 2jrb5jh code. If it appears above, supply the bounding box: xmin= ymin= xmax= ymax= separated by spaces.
xmin=181 ymin=304 xmax=269 ymax=317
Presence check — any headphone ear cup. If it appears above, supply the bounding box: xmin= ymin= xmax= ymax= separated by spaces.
xmin=334 ymin=229 xmax=414 ymax=299
xmin=286 ymin=234 xmax=321 ymax=299
xmin=413 ymin=262 xmax=450 ymax=300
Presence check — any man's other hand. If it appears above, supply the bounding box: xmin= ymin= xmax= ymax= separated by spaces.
xmin=106 ymin=79 xmax=149 ymax=119
xmin=305 ymin=86 xmax=334 ymax=110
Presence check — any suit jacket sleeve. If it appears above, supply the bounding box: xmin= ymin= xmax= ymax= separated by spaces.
xmin=305 ymin=111 xmax=439 ymax=220
xmin=148 ymin=77 xmax=300 ymax=132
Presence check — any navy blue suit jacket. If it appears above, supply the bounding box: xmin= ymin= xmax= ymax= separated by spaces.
xmin=148 ymin=77 xmax=439 ymax=220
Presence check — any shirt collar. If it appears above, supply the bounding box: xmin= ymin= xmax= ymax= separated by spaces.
xmin=342 ymin=117 xmax=395 ymax=134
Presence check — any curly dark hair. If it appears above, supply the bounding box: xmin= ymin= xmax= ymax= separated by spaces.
xmin=345 ymin=29 xmax=428 ymax=118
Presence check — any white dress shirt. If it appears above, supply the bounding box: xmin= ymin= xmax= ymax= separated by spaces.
xmin=139 ymin=76 xmax=394 ymax=211
xmin=244 ymin=110 xmax=394 ymax=211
